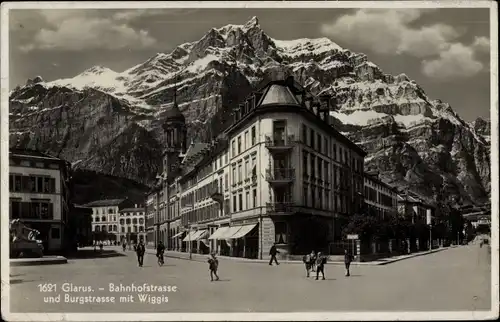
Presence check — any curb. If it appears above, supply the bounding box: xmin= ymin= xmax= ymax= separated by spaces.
xmin=143 ymin=247 xmax=454 ymax=266
xmin=10 ymin=256 xmax=68 ymax=266
xmin=375 ymin=248 xmax=446 ymax=266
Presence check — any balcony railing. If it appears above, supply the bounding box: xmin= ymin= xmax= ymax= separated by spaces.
xmin=266 ymin=202 xmax=296 ymax=214
xmin=209 ymin=189 xmax=224 ymax=204
xmin=265 ymin=134 xmax=296 ymax=149
xmin=265 ymin=168 xmax=295 ymax=182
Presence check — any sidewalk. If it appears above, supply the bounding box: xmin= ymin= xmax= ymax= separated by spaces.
xmin=140 ymin=245 xmax=455 ymax=266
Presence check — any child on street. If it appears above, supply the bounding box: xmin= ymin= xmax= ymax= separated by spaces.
xmin=208 ymin=253 xmax=220 ymax=281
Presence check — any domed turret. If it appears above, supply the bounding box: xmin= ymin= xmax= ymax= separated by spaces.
xmin=162 ymin=82 xmax=187 ymax=155
xmin=164 ymin=103 xmax=185 ymax=124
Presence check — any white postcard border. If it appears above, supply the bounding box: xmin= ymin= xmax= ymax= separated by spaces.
xmin=1 ymin=1 xmax=498 ymax=321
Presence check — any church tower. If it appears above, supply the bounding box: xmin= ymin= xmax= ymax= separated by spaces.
xmin=162 ymin=78 xmax=187 ymax=180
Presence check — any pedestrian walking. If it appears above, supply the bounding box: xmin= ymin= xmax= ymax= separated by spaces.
xmin=311 ymin=250 xmax=317 ymax=272
xmin=302 ymin=251 xmax=313 ymax=277
xmin=122 ymin=242 xmax=127 ymax=252
xmin=344 ymin=249 xmax=354 ymax=277
xmin=136 ymin=239 xmax=146 ymax=267
xmin=99 ymin=242 xmax=103 ymax=252
xmin=269 ymin=243 xmax=280 ymax=266
xmin=208 ymin=253 xmax=220 ymax=281
xmin=315 ymin=252 xmax=327 ymax=280
xmin=156 ymin=241 xmax=165 ymax=266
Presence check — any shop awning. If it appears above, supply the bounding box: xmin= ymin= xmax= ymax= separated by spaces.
xmin=229 ymin=224 xmax=257 ymax=239
xmin=171 ymin=231 xmax=184 ymax=238
xmin=208 ymin=227 xmax=231 ymax=240
xmin=191 ymin=229 xmax=208 ymax=241
xmin=182 ymin=231 xmax=197 ymax=242
xmin=219 ymin=226 xmax=243 ymax=239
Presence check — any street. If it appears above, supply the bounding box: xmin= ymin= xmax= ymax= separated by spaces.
xmin=8 ymin=244 xmax=491 ymax=313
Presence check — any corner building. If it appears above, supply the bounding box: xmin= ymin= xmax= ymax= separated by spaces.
xmin=147 ymin=77 xmax=366 ymax=259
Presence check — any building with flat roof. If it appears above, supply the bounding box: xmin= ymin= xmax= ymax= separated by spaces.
xmin=363 ymin=172 xmax=398 ymax=219
xmin=146 ymin=76 xmax=366 ymax=258
xmin=118 ymin=205 xmax=146 ymax=243
xmin=84 ymin=198 xmax=133 ymax=244
xmin=8 ymin=148 xmax=71 ymax=253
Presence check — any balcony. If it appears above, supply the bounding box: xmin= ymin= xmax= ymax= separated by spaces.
xmin=266 ymin=202 xmax=296 ymax=215
xmin=265 ymin=134 xmax=296 ymax=153
xmin=209 ymin=189 xmax=224 ymax=205
xmin=265 ymin=168 xmax=295 ymax=185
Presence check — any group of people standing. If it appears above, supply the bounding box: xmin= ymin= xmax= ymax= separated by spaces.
xmin=302 ymin=249 xmax=354 ymax=279
xmin=131 ymin=240 xmax=354 ymax=282
xmin=269 ymin=243 xmax=355 ymax=280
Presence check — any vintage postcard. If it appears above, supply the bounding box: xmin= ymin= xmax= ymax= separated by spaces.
xmin=1 ymin=1 xmax=498 ymax=321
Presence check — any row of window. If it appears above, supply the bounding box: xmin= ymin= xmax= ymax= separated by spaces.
xmin=10 ymin=200 xmax=54 ymax=220
xmin=93 ymin=208 xmax=117 ymax=215
xmin=302 ymin=185 xmax=350 ymax=213
xmin=93 ymin=216 xmax=116 ymax=222
xmin=301 ymin=124 xmax=363 ymax=172
xmin=364 ymin=186 xmax=397 ymax=207
xmin=364 ymin=179 xmax=396 ymax=195
xmin=231 ymin=126 xmax=257 ymax=158
xmin=93 ymin=225 xmax=144 ymax=233
xmin=303 ymin=151 xmax=362 ymax=189
xmin=120 ymin=212 xmax=145 ymax=216
xmin=9 ymin=174 xmax=56 ymax=194
xmin=180 ymin=200 xmax=230 ymax=225
xmin=232 ymin=188 xmax=258 ymax=213
xmin=231 ymin=155 xmax=257 ymax=185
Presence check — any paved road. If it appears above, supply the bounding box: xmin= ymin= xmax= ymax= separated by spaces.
xmin=8 ymin=244 xmax=491 ymax=313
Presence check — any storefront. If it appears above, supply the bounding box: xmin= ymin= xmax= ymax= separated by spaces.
xmin=208 ymin=223 xmax=259 ymax=259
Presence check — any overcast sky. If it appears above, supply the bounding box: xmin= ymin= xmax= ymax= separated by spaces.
xmin=8 ymin=7 xmax=491 ymax=122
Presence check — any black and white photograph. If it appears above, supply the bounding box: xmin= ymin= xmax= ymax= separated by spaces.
xmin=1 ymin=1 xmax=498 ymax=321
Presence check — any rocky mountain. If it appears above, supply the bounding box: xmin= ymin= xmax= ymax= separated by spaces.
xmin=9 ymin=16 xmax=491 ymax=205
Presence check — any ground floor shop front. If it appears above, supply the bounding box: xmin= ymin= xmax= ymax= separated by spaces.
xmin=158 ymin=213 xmax=337 ymax=259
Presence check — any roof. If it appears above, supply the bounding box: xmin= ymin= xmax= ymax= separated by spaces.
xmin=83 ymin=199 xmax=125 ymax=207
xmin=9 ymin=148 xmax=61 ymax=161
xmin=119 ymin=208 xmax=145 ymax=213
xmin=182 ymin=142 xmax=210 ymax=164
xmin=259 ymin=84 xmax=300 ymax=106
xmin=164 ymin=103 xmax=185 ymax=123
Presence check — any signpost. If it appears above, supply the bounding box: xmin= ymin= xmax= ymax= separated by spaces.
xmin=347 ymin=234 xmax=358 ymax=258
xmin=427 ymin=209 xmax=432 ymax=249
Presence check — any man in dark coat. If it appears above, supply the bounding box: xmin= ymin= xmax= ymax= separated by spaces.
xmin=136 ymin=239 xmax=146 ymax=267
xmin=269 ymin=243 xmax=280 ymax=266
xmin=344 ymin=249 xmax=354 ymax=276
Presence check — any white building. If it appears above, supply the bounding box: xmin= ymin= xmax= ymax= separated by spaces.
xmin=8 ymin=149 xmax=71 ymax=253
xmin=118 ymin=205 xmax=146 ymax=243
xmin=84 ymin=199 xmax=131 ymax=243
xmin=147 ymin=76 xmax=367 ymax=259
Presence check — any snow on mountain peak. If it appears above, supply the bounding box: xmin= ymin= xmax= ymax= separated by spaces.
xmin=243 ymin=16 xmax=260 ymax=30
xmin=82 ymin=65 xmax=116 ymax=75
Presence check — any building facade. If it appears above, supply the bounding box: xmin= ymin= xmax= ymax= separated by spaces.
xmin=145 ymin=76 xmax=367 ymax=258
xmin=397 ymin=192 xmax=434 ymax=224
xmin=8 ymin=149 xmax=71 ymax=253
xmin=363 ymin=172 xmax=398 ymax=219
xmin=84 ymin=199 xmax=132 ymax=243
xmin=118 ymin=205 xmax=146 ymax=243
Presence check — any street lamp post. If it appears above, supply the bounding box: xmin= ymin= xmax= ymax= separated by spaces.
xmin=189 ymin=222 xmax=192 ymax=260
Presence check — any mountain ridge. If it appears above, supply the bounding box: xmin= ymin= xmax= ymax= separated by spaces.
xmin=9 ymin=16 xmax=491 ymax=206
